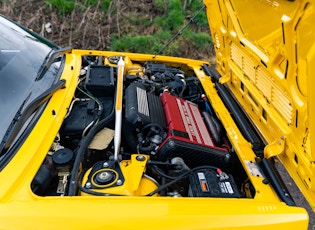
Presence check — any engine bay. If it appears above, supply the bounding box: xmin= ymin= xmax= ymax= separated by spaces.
xmin=31 ymin=54 xmax=254 ymax=198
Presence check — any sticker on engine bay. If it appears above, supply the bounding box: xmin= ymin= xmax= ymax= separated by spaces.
xmin=245 ymin=160 xmax=264 ymax=177
xmin=219 ymin=181 xmax=234 ymax=194
xmin=197 ymin=172 xmax=209 ymax=192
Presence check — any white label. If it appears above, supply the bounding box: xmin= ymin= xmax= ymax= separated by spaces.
xmin=197 ymin=172 xmax=206 ymax=180
xmin=197 ymin=172 xmax=209 ymax=192
xmin=219 ymin=182 xmax=234 ymax=194
xmin=225 ymin=182 xmax=234 ymax=194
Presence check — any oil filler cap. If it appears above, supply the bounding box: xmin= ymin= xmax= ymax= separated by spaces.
xmin=52 ymin=148 xmax=74 ymax=166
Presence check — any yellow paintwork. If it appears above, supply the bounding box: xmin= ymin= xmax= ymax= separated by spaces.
xmin=81 ymin=154 xmax=158 ymax=196
xmin=204 ymin=0 xmax=315 ymax=212
xmin=0 ymin=48 xmax=309 ymax=229
xmin=3 ymin=1 xmax=315 ymax=226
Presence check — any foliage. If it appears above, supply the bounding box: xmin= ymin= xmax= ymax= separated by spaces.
xmin=186 ymin=0 xmax=209 ymax=27
xmin=83 ymin=0 xmax=98 ymax=7
xmin=183 ymin=30 xmax=212 ymax=49
xmin=154 ymin=0 xmax=184 ymax=31
xmin=111 ymin=0 xmax=212 ymax=58
xmin=2 ymin=0 xmax=213 ymax=59
xmin=99 ymin=0 xmax=111 ymax=11
xmin=45 ymin=0 xmax=75 ymax=15
xmin=110 ymin=35 xmax=156 ymax=54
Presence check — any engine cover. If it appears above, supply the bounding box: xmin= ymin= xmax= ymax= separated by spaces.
xmin=125 ymin=83 xmax=166 ymax=129
xmin=161 ymin=92 xmax=214 ymax=146
xmin=157 ymin=92 xmax=231 ymax=169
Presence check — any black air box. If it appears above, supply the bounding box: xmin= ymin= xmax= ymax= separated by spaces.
xmin=62 ymin=100 xmax=96 ymax=136
xmin=85 ymin=65 xmax=115 ymax=96
xmin=157 ymin=138 xmax=231 ymax=170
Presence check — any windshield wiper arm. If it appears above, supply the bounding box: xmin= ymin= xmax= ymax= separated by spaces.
xmin=36 ymin=46 xmax=72 ymax=80
xmin=0 ymin=79 xmax=66 ymax=155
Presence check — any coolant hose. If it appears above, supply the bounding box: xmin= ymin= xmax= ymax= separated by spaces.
xmin=202 ymin=111 xmax=222 ymax=146
xmin=68 ymin=91 xmax=116 ymax=196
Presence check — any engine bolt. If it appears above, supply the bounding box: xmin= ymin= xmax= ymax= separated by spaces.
xmin=225 ymin=154 xmax=231 ymax=162
xmin=86 ymin=182 xmax=92 ymax=188
xmin=103 ymin=162 xmax=109 ymax=167
xmin=116 ymin=179 xmax=123 ymax=186
xmin=98 ymin=172 xmax=110 ymax=180
xmin=136 ymin=155 xmax=146 ymax=161
xmin=168 ymin=140 xmax=175 ymax=148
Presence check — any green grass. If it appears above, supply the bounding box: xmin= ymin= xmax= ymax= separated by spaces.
xmin=110 ymin=35 xmax=155 ymax=53
xmin=154 ymin=0 xmax=184 ymax=31
xmin=183 ymin=30 xmax=213 ymax=49
xmin=99 ymin=0 xmax=111 ymax=11
xmin=45 ymin=0 xmax=75 ymax=15
xmin=43 ymin=0 xmax=212 ymax=58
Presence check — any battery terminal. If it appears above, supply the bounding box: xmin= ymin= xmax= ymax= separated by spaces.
xmin=217 ymin=168 xmax=229 ymax=180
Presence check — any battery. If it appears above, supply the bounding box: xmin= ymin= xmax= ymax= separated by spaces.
xmin=188 ymin=169 xmax=240 ymax=198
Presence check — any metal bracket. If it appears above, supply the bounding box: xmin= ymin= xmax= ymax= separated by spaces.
xmin=264 ymin=136 xmax=286 ymax=158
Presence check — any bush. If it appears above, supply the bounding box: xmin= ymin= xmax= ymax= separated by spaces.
xmin=4 ymin=0 xmax=214 ymax=58
xmin=154 ymin=0 xmax=184 ymax=31
xmin=183 ymin=30 xmax=212 ymax=49
xmin=110 ymin=35 xmax=156 ymax=54
xmin=186 ymin=0 xmax=209 ymax=27
xmin=45 ymin=0 xmax=75 ymax=15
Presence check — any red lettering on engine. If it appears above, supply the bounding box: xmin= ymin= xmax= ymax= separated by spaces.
xmin=160 ymin=92 xmax=214 ymax=147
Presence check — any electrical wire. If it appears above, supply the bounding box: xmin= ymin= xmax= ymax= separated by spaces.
xmin=152 ymin=165 xmax=179 ymax=180
xmin=68 ymin=89 xmax=116 ymax=196
xmin=146 ymin=165 xmax=218 ymax=196
xmin=64 ymin=98 xmax=90 ymax=119
xmin=77 ymin=164 xmax=218 ymax=197
xmin=76 ymin=86 xmax=103 ymax=116
xmin=82 ymin=120 xmax=95 ymax=137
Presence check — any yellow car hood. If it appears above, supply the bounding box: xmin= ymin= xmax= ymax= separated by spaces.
xmin=204 ymin=0 xmax=315 ymax=211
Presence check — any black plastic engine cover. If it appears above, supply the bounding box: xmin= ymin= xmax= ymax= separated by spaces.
xmin=85 ymin=65 xmax=115 ymax=97
xmin=61 ymin=100 xmax=96 ymax=136
xmin=157 ymin=138 xmax=231 ymax=170
xmin=125 ymin=83 xmax=166 ymax=129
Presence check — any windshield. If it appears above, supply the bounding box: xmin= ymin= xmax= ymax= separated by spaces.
xmin=0 ymin=16 xmax=62 ymax=147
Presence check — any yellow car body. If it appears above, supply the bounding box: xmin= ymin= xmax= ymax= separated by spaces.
xmin=0 ymin=0 xmax=313 ymax=229
xmin=205 ymin=0 xmax=315 ymax=213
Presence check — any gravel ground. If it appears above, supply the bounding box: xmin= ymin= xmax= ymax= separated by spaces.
xmin=277 ymin=163 xmax=315 ymax=230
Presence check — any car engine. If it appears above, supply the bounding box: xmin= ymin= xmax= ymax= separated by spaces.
xmin=31 ymin=55 xmax=252 ymax=198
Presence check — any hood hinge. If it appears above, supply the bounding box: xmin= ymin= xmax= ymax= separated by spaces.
xmin=264 ymin=136 xmax=286 ymax=158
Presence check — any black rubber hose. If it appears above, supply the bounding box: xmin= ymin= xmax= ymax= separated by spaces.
xmin=202 ymin=64 xmax=212 ymax=77
xmin=202 ymin=64 xmax=221 ymax=82
xmin=260 ymin=158 xmax=296 ymax=206
xmin=146 ymin=165 xmax=218 ymax=196
xmin=152 ymin=165 xmax=179 ymax=180
xmin=215 ymin=83 xmax=264 ymax=154
xmin=68 ymin=98 xmax=115 ymax=196
xmin=202 ymin=111 xmax=222 ymax=146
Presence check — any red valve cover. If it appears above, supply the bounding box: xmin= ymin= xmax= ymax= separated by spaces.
xmin=157 ymin=92 xmax=230 ymax=169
